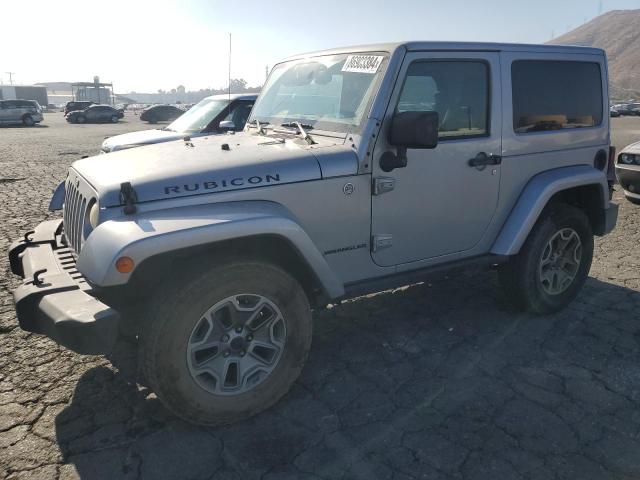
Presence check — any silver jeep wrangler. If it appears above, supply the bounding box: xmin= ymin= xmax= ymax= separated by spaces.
xmin=9 ymin=42 xmax=618 ymax=426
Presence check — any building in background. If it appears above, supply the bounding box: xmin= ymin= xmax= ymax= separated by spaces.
xmin=71 ymin=77 xmax=114 ymax=105
xmin=0 ymin=85 xmax=48 ymax=106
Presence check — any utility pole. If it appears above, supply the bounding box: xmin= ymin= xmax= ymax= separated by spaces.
xmin=5 ymin=72 xmax=15 ymax=85
xmin=228 ymin=33 xmax=231 ymax=103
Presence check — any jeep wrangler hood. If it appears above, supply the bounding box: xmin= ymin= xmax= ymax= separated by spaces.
xmin=72 ymin=132 xmax=353 ymax=207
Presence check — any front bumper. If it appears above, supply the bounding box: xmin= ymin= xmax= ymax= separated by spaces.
xmin=615 ymin=164 xmax=640 ymax=198
xmin=8 ymin=219 xmax=119 ymax=355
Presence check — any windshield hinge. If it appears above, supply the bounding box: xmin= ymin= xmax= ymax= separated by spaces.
xmin=119 ymin=182 xmax=138 ymax=215
xmin=372 ymin=177 xmax=395 ymax=196
xmin=372 ymin=234 xmax=393 ymax=252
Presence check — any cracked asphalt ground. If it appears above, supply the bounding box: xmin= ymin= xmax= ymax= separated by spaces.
xmin=1 ymin=113 xmax=640 ymax=480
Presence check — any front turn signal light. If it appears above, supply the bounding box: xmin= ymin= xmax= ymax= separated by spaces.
xmin=115 ymin=256 xmax=135 ymax=273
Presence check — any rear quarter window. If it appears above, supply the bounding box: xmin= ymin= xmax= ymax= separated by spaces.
xmin=511 ymin=60 xmax=603 ymax=134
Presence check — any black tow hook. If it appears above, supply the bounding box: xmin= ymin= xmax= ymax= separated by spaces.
xmin=32 ymin=269 xmax=47 ymax=286
xmin=24 ymin=230 xmax=35 ymax=243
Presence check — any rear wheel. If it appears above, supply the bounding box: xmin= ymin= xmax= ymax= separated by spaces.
xmin=22 ymin=115 xmax=34 ymax=127
xmin=498 ymin=204 xmax=593 ymax=314
xmin=139 ymin=259 xmax=312 ymax=426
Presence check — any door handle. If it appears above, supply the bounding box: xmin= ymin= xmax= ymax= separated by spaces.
xmin=468 ymin=152 xmax=502 ymax=167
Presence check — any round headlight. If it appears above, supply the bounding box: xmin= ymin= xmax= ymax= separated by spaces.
xmin=619 ymin=153 xmax=636 ymax=165
xmin=89 ymin=201 xmax=100 ymax=229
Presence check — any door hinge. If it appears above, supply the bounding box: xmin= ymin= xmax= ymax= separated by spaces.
xmin=372 ymin=177 xmax=395 ymax=196
xmin=372 ymin=234 xmax=393 ymax=252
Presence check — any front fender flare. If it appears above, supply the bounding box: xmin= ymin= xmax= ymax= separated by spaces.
xmin=77 ymin=201 xmax=345 ymax=299
xmin=491 ymin=165 xmax=609 ymax=256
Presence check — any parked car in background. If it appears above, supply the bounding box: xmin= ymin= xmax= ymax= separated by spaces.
xmin=614 ymin=103 xmax=640 ymax=116
xmin=616 ymin=141 xmax=640 ymax=204
xmin=64 ymin=101 xmax=95 ymax=115
xmin=610 ymin=106 xmax=621 ymax=117
xmin=0 ymin=100 xmax=44 ymax=126
xmin=140 ymin=104 xmax=185 ymax=123
xmin=101 ymin=94 xmax=257 ymax=152
xmin=66 ymin=104 xmax=124 ymax=124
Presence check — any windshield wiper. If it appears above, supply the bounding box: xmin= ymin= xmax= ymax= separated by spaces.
xmin=280 ymin=122 xmax=315 ymax=145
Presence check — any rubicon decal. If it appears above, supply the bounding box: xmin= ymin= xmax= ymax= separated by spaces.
xmin=164 ymin=174 xmax=281 ymax=195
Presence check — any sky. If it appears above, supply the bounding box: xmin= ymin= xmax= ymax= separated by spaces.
xmin=2 ymin=0 xmax=639 ymax=93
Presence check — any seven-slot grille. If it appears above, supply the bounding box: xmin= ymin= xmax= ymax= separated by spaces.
xmin=63 ymin=178 xmax=88 ymax=253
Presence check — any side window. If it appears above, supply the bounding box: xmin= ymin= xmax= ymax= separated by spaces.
xmin=512 ymin=60 xmax=603 ymax=133
xmin=231 ymin=102 xmax=254 ymax=129
xmin=397 ymin=61 xmax=489 ymax=139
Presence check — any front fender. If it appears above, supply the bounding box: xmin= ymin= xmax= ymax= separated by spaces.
xmin=491 ymin=165 xmax=609 ymax=256
xmin=77 ymin=200 xmax=344 ymax=298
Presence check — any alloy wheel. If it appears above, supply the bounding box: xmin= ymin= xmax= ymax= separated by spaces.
xmin=186 ymin=294 xmax=286 ymax=396
xmin=539 ymin=227 xmax=582 ymax=295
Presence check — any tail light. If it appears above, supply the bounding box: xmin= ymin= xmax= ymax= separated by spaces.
xmin=607 ymin=146 xmax=617 ymax=182
xmin=607 ymin=146 xmax=617 ymax=200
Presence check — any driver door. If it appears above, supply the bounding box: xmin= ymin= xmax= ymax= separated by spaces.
xmin=371 ymin=52 xmax=502 ymax=267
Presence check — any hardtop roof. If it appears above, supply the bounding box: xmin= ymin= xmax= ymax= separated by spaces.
xmin=282 ymin=41 xmax=605 ymax=61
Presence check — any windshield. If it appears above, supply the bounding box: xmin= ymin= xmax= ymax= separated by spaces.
xmin=167 ymin=98 xmax=229 ymax=133
xmin=250 ymin=52 xmax=388 ymax=132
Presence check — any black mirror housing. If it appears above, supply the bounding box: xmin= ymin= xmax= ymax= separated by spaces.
xmin=389 ymin=111 xmax=439 ymax=149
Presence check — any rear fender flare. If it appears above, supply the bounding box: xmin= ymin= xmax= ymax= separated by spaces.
xmin=491 ymin=165 xmax=609 ymax=256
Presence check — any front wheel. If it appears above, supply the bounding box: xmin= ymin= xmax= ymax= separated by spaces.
xmin=76 ymin=115 xmax=86 ymax=124
xmin=139 ymin=259 xmax=312 ymax=426
xmin=498 ymin=204 xmax=593 ymax=314
xmin=22 ymin=115 xmax=34 ymax=127
xmin=111 ymin=115 xmax=119 ymax=123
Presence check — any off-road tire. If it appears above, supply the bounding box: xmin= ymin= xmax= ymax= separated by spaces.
xmin=139 ymin=259 xmax=312 ymax=426
xmin=22 ymin=115 xmax=34 ymax=127
xmin=498 ymin=203 xmax=593 ymax=314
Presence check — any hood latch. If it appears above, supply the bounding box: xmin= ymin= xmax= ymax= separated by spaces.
xmin=119 ymin=182 xmax=138 ymax=215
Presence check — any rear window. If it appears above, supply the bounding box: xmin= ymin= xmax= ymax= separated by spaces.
xmin=512 ymin=60 xmax=603 ymax=134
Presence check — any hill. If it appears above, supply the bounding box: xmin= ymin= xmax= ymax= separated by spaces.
xmin=549 ymin=9 xmax=640 ymax=99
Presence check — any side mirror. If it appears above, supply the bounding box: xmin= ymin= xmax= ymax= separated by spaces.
xmin=380 ymin=111 xmax=439 ymax=172
xmin=389 ymin=111 xmax=439 ymax=149
xmin=219 ymin=120 xmax=236 ymax=131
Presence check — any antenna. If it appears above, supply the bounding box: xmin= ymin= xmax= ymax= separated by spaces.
xmin=228 ymin=33 xmax=231 ymax=106
xmin=5 ymin=72 xmax=15 ymax=85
